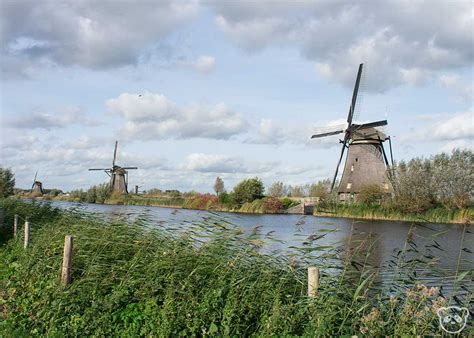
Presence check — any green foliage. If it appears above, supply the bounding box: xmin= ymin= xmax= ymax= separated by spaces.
xmin=0 ymin=200 xmax=469 ymax=336
xmin=233 ymin=177 xmax=264 ymax=206
xmin=267 ymin=181 xmax=288 ymax=197
xmin=239 ymin=199 xmax=265 ymax=213
xmin=218 ymin=191 xmax=238 ymax=209
xmin=281 ymin=197 xmax=299 ymax=209
xmin=288 ymin=185 xmax=305 ymax=197
xmin=431 ymin=149 xmax=473 ymax=209
xmin=358 ymin=184 xmax=385 ymax=205
xmin=69 ymin=184 xmax=111 ymax=203
xmin=308 ymin=179 xmax=331 ymax=199
xmin=183 ymin=194 xmax=218 ymax=210
xmin=262 ymin=197 xmax=284 ymax=213
xmin=213 ymin=177 xmax=224 ymax=196
xmin=392 ymin=149 xmax=473 ymax=213
xmin=0 ymin=167 xmax=15 ymax=198
xmin=46 ymin=189 xmax=63 ymax=197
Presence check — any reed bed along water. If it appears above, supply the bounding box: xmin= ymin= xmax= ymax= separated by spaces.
xmin=315 ymin=203 xmax=473 ymax=224
xmin=0 ymin=199 xmax=472 ymax=336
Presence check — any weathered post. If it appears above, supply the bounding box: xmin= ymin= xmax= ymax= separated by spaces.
xmin=24 ymin=221 xmax=30 ymax=249
xmin=13 ymin=214 xmax=18 ymax=238
xmin=61 ymin=235 xmax=73 ymax=286
xmin=308 ymin=266 xmax=320 ymax=297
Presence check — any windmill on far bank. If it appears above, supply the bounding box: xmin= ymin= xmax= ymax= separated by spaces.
xmin=311 ymin=63 xmax=394 ymax=202
xmin=88 ymin=141 xmax=138 ymax=194
xmin=31 ymin=171 xmax=45 ymax=195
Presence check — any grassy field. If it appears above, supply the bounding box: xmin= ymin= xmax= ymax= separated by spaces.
xmin=1 ymin=199 xmax=472 ymax=336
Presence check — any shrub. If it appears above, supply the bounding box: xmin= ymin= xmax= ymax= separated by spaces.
xmin=0 ymin=167 xmax=15 ymax=197
xmin=281 ymin=197 xmax=299 ymax=209
xmin=233 ymin=177 xmax=264 ymax=206
xmin=262 ymin=197 xmax=283 ymax=213
xmin=358 ymin=184 xmax=385 ymax=205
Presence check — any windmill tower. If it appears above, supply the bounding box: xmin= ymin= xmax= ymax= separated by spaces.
xmin=311 ymin=64 xmax=394 ymax=202
xmin=88 ymin=141 xmax=138 ymax=194
xmin=30 ymin=171 xmax=45 ymax=195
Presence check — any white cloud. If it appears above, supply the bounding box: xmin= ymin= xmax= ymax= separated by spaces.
xmin=440 ymin=139 xmax=473 ymax=153
xmin=191 ymin=55 xmax=216 ymax=74
xmin=4 ymin=107 xmax=98 ymax=130
xmin=401 ymin=108 xmax=474 ymax=148
xmin=211 ymin=1 xmax=473 ymax=91
xmin=428 ymin=109 xmax=474 ymax=141
xmin=107 ymin=92 xmax=248 ymax=140
xmin=439 ymin=74 xmax=473 ymax=102
xmin=246 ymin=118 xmax=344 ymax=147
xmin=183 ymin=153 xmax=275 ymax=173
xmin=1 ymin=1 xmax=198 ymax=76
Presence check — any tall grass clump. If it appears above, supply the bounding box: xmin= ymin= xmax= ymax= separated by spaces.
xmin=0 ymin=199 xmax=472 ymax=336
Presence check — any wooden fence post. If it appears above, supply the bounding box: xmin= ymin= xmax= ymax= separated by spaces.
xmin=13 ymin=214 xmax=18 ymax=238
xmin=61 ymin=235 xmax=73 ymax=286
xmin=308 ymin=266 xmax=319 ymax=297
xmin=24 ymin=221 xmax=30 ymax=249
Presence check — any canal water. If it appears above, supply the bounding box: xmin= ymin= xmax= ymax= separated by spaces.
xmin=44 ymin=200 xmax=473 ymax=299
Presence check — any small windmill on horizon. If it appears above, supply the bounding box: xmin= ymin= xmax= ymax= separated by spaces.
xmin=88 ymin=141 xmax=138 ymax=194
xmin=311 ymin=63 xmax=394 ymax=202
xmin=31 ymin=171 xmax=45 ymax=195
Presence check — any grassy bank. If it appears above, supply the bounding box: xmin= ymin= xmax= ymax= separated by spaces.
xmin=315 ymin=204 xmax=473 ymax=224
xmin=1 ymin=199 xmax=472 ymax=336
xmin=44 ymin=194 xmax=299 ymax=214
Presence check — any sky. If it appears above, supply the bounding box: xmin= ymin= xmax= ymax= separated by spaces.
xmin=0 ymin=0 xmax=473 ymax=193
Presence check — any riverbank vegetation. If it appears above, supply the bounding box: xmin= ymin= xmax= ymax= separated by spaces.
xmin=0 ymin=199 xmax=471 ymax=335
xmin=2 ymin=149 xmax=472 ymax=223
xmin=315 ymin=149 xmax=473 ymax=223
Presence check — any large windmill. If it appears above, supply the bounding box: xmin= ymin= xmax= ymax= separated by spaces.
xmin=311 ymin=63 xmax=394 ymax=202
xmin=88 ymin=141 xmax=138 ymax=194
xmin=31 ymin=171 xmax=45 ymax=195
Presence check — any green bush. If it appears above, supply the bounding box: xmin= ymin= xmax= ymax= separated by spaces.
xmin=0 ymin=167 xmax=15 ymax=198
xmin=233 ymin=177 xmax=264 ymax=206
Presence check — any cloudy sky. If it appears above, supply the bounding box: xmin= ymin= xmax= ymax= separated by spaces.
xmin=0 ymin=0 xmax=472 ymax=192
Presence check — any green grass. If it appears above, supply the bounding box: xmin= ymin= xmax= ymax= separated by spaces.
xmin=1 ymin=199 xmax=472 ymax=336
xmin=315 ymin=203 xmax=473 ymax=224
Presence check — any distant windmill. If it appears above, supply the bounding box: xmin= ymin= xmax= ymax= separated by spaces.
xmin=31 ymin=171 xmax=45 ymax=195
xmin=311 ymin=63 xmax=394 ymax=202
xmin=88 ymin=141 xmax=138 ymax=194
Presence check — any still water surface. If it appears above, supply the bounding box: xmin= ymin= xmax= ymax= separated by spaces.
xmin=45 ymin=200 xmax=473 ymax=297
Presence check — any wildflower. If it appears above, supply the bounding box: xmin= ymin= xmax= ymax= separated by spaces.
xmin=431 ymin=296 xmax=447 ymax=313
xmin=389 ymin=295 xmax=398 ymax=306
xmin=360 ymin=326 xmax=369 ymax=334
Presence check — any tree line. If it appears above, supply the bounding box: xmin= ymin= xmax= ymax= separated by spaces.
xmin=1 ymin=149 xmax=472 ymax=214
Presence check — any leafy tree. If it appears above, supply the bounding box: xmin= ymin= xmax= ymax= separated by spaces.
xmin=267 ymin=181 xmax=288 ymax=197
xmin=94 ymin=183 xmax=111 ymax=203
xmin=213 ymin=177 xmax=224 ymax=196
xmin=288 ymin=185 xmax=305 ymax=197
xmin=308 ymin=179 xmax=331 ymax=199
xmin=0 ymin=167 xmax=15 ymax=197
xmin=358 ymin=184 xmax=385 ymax=205
xmin=432 ymin=149 xmax=473 ymax=209
xmin=392 ymin=158 xmax=435 ymax=213
xmin=233 ymin=177 xmax=264 ymax=206
xmin=218 ymin=191 xmax=238 ymax=208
